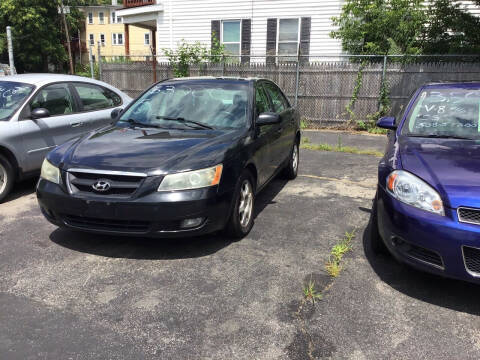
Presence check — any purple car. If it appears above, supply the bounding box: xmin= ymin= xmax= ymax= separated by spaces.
xmin=373 ymin=81 xmax=480 ymax=284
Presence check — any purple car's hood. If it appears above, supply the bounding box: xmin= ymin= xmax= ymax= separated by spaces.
xmin=399 ymin=136 xmax=480 ymax=209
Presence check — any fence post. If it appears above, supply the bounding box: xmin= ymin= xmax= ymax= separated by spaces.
xmin=295 ymin=56 xmax=300 ymax=107
xmin=221 ymin=54 xmax=225 ymax=77
xmin=379 ymin=55 xmax=387 ymax=111
xmin=89 ymin=45 xmax=94 ymax=79
xmin=97 ymin=41 xmax=102 ymax=80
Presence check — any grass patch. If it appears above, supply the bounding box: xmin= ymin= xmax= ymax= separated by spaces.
xmin=301 ymin=137 xmax=383 ymax=157
xmin=367 ymin=127 xmax=388 ymax=135
xmin=325 ymin=230 xmax=356 ymax=278
xmin=303 ymin=279 xmax=323 ymax=303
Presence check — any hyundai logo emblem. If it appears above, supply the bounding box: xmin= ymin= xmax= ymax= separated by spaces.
xmin=92 ymin=179 xmax=111 ymax=192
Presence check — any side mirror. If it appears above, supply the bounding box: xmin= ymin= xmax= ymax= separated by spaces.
xmin=31 ymin=108 xmax=50 ymax=120
xmin=376 ymin=116 xmax=397 ymax=130
xmin=111 ymin=108 xmax=123 ymax=120
xmin=257 ymin=112 xmax=280 ymax=126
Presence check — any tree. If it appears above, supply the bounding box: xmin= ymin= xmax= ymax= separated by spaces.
xmin=331 ymin=0 xmax=426 ymax=56
xmin=422 ymin=0 xmax=480 ymax=54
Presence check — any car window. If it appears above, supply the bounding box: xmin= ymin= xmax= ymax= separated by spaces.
xmin=0 ymin=81 xmax=35 ymax=121
xmin=31 ymin=83 xmax=74 ymax=116
xmin=402 ymin=88 xmax=480 ymax=139
xmin=256 ymin=84 xmax=271 ymax=114
xmin=264 ymin=82 xmax=289 ymax=113
xmin=73 ymin=83 xmax=122 ymax=111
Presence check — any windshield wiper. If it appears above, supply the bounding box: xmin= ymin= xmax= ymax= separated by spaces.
xmin=156 ymin=116 xmax=214 ymax=130
xmin=408 ymin=134 xmax=475 ymax=140
xmin=123 ymin=119 xmax=163 ymax=129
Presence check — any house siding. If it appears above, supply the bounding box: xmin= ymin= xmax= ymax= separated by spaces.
xmin=156 ymin=0 xmax=344 ymax=59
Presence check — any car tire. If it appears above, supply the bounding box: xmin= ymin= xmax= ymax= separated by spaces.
xmin=225 ymin=170 xmax=255 ymax=240
xmin=0 ymin=154 xmax=15 ymax=204
xmin=283 ymin=141 xmax=299 ymax=180
xmin=369 ymin=196 xmax=388 ymax=254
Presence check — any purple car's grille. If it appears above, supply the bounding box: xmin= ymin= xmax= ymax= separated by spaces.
xmin=462 ymin=246 xmax=480 ymax=276
xmin=458 ymin=207 xmax=480 ymax=225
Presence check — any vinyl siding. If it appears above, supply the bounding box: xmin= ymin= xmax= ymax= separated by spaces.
xmin=156 ymin=0 xmax=345 ymax=59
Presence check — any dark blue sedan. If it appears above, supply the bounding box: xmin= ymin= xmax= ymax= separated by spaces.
xmin=373 ymin=81 xmax=480 ymax=284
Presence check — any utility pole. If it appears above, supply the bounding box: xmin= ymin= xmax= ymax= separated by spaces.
xmin=58 ymin=0 xmax=74 ymax=74
xmin=89 ymin=45 xmax=94 ymax=78
xmin=6 ymin=26 xmax=15 ymax=75
xmin=97 ymin=41 xmax=102 ymax=80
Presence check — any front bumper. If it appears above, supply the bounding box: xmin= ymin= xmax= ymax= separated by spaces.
xmin=36 ymin=179 xmax=233 ymax=238
xmin=377 ymin=185 xmax=480 ymax=284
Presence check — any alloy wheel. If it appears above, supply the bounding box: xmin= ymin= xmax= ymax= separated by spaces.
xmin=292 ymin=144 xmax=299 ymax=173
xmin=0 ymin=163 xmax=7 ymax=195
xmin=238 ymin=180 xmax=253 ymax=228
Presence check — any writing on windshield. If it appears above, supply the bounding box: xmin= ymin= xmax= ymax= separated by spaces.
xmin=0 ymin=81 xmax=34 ymax=121
xmin=404 ymin=88 xmax=480 ymax=137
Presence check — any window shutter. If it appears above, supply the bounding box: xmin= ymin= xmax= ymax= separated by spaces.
xmin=241 ymin=19 xmax=251 ymax=64
xmin=266 ymin=18 xmax=277 ymax=64
xmin=300 ymin=17 xmax=311 ymax=64
xmin=211 ymin=20 xmax=221 ymax=53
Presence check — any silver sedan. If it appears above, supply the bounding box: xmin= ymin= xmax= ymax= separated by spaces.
xmin=0 ymin=73 xmax=132 ymax=202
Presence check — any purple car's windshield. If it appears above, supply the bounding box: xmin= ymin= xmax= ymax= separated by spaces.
xmin=402 ymin=88 xmax=480 ymax=139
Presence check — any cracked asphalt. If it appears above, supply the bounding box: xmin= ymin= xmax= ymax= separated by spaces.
xmin=1 ymin=131 xmax=479 ymax=359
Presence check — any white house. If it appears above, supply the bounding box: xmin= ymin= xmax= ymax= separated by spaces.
xmin=117 ymin=0 xmax=345 ymax=62
xmin=117 ymin=0 xmax=480 ymax=62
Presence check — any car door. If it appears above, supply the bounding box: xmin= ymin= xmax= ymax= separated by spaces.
xmin=18 ymin=82 xmax=85 ymax=171
xmin=263 ymin=81 xmax=295 ymax=170
xmin=253 ymin=81 xmax=278 ymax=185
xmin=70 ymin=82 xmax=123 ymax=132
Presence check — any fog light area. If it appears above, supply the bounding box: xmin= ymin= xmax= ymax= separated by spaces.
xmin=180 ymin=217 xmax=205 ymax=229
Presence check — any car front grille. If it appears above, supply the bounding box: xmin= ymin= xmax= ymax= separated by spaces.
xmin=462 ymin=246 xmax=480 ymax=276
xmin=458 ymin=207 xmax=480 ymax=225
xmin=406 ymin=244 xmax=444 ymax=269
xmin=63 ymin=214 xmax=150 ymax=233
xmin=66 ymin=169 xmax=146 ymax=198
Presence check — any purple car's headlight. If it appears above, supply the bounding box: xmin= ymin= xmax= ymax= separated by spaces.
xmin=387 ymin=170 xmax=444 ymax=216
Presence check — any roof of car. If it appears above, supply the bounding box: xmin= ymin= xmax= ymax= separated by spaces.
xmin=0 ymin=73 xmax=115 ymax=87
xmin=424 ymin=81 xmax=480 ymax=86
xmin=169 ymin=76 xmax=266 ymax=82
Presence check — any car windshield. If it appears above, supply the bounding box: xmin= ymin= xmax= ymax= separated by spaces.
xmin=0 ymin=81 xmax=35 ymax=121
xmin=402 ymin=87 xmax=480 ymax=139
xmin=118 ymin=81 xmax=249 ymax=130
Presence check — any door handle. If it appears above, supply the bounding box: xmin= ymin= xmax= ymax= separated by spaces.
xmin=71 ymin=122 xmax=84 ymax=128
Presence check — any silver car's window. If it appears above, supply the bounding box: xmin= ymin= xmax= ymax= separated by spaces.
xmin=31 ymin=83 xmax=74 ymax=116
xmin=403 ymin=88 xmax=480 ymax=139
xmin=119 ymin=81 xmax=249 ymax=130
xmin=73 ymin=83 xmax=122 ymax=111
xmin=0 ymin=81 xmax=35 ymax=121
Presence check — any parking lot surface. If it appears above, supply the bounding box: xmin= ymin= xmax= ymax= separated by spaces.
xmin=1 ymin=131 xmax=479 ymax=360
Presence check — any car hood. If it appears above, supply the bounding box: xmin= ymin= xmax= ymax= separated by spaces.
xmin=399 ymin=136 xmax=480 ymax=209
xmin=51 ymin=125 xmax=246 ymax=174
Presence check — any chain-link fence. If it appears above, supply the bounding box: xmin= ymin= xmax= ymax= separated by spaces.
xmin=96 ymin=54 xmax=480 ymax=129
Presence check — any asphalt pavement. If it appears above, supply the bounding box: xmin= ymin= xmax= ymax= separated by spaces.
xmin=1 ymin=131 xmax=479 ymax=360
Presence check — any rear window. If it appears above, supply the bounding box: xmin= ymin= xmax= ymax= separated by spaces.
xmin=403 ymin=87 xmax=480 ymax=139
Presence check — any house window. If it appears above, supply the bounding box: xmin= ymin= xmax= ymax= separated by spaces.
xmin=100 ymin=34 xmax=106 ymax=46
xmin=111 ymin=11 xmax=116 ymax=23
xmin=277 ymin=18 xmax=300 ymax=60
xmin=87 ymin=12 xmax=93 ymax=24
xmin=112 ymin=33 xmax=124 ymax=45
xmin=144 ymin=33 xmax=150 ymax=45
xmin=221 ymin=20 xmax=241 ymax=56
xmin=99 ymin=12 xmax=105 ymax=24
xmin=89 ymin=34 xmax=95 ymax=46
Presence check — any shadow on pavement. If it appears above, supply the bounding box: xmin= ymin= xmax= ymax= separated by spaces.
xmin=4 ymin=178 xmax=37 ymax=203
xmin=50 ymin=177 xmax=289 ymax=260
xmin=363 ymin=209 xmax=480 ymax=316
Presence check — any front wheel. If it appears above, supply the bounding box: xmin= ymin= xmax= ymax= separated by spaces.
xmin=283 ymin=141 xmax=299 ymax=180
xmin=225 ymin=171 xmax=255 ymax=240
xmin=0 ymin=154 xmax=15 ymax=203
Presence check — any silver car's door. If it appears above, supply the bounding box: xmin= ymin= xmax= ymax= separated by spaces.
xmin=70 ymin=82 xmax=124 ymax=132
xmin=18 ymin=83 xmax=84 ymax=172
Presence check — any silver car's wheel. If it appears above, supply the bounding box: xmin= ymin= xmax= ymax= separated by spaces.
xmin=0 ymin=163 xmax=7 ymax=195
xmin=238 ymin=180 xmax=254 ymax=228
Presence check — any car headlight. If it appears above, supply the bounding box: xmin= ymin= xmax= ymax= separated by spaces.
xmin=158 ymin=164 xmax=223 ymax=191
xmin=40 ymin=159 xmax=60 ymax=184
xmin=386 ymin=170 xmax=444 ymax=216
